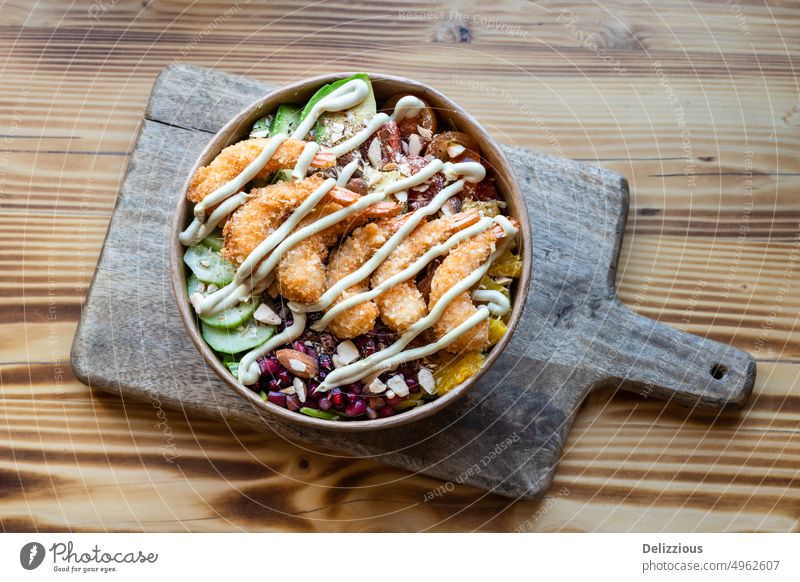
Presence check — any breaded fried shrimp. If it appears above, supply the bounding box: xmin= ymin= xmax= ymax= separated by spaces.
xmin=371 ymin=210 xmax=480 ymax=332
xmin=276 ymin=201 xmax=402 ymax=305
xmin=187 ymin=138 xmax=335 ymax=205
xmin=428 ymin=224 xmax=509 ymax=353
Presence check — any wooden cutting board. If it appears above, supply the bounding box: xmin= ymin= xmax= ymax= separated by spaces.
xmin=70 ymin=64 xmax=756 ymax=500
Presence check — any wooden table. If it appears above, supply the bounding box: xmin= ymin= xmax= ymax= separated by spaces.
xmin=2 ymin=0 xmax=798 ymax=532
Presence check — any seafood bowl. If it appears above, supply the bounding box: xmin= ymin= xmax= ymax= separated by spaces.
xmin=170 ymin=72 xmax=531 ymax=431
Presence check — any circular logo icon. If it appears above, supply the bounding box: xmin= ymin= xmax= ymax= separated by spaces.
xmin=20 ymin=542 xmax=46 ymax=570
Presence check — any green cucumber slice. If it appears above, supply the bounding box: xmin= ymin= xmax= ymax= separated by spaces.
xmin=183 ymin=244 xmax=235 ymax=285
xmin=201 ymin=319 xmax=275 ymax=354
xmin=300 ymin=407 xmax=340 ymax=421
xmin=200 ymin=229 xmax=223 ymax=252
xmin=269 ymin=104 xmax=302 ymax=136
xmin=186 ymin=274 xmax=259 ymax=329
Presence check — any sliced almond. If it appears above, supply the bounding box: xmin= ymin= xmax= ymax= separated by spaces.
xmin=336 ymin=340 xmax=360 ymax=365
xmin=418 ymin=368 xmax=436 ymax=395
xmin=387 ymin=374 xmax=410 ymax=397
xmin=417 ymin=125 xmax=433 ymax=140
xmin=253 ymin=303 xmax=281 ymax=325
xmin=366 ymin=377 xmax=387 ymax=395
xmin=447 ymin=144 xmax=466 ymax=158
xmin=407 ymin=134 xmax=423 ymax=157
xmin=293 ymin=377 xmax=307 ymax=403
xmin=367 ymin=138 xmax=382 ymax=168
xmin=275 ymin=349 xmax=319 ymax=379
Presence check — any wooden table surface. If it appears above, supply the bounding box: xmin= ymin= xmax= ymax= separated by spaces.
xmin=2 ymin=0 xmax=798 ymax=532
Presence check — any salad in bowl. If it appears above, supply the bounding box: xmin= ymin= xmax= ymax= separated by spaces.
xmin=172 ymin=72 xmax=528 ymax=427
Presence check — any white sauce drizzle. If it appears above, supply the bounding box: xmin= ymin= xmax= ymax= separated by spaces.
xmin=193 ymin=133 xmax=289 ymax=219
xmin=181 ymin=77 xmax=519 ymax=388
xmin=294 ymin=175 xmax=464 ymax=315
xmin=330 ymin=113 xmax=389 ymax=156
xmin=238 ymin=310 xmax=306 ymax=385
xmin=179 ymin=192 xmax=247 ymax=246
xmin=336 ymin=158 xmax=360 ymax=186
xmin=195 ymin=178 xmax=338 ymax=315
xmin=318 ymin=216 xmax=516 ymax=389
xmin=291 ymin=79 xmax=370 ymax=140
xmin=390 ymin=95 xmax=426 ymax=122
xmin=311 ymin=216 xmax=495 ymax=330
xmin=291 ymin=141 xmax=319 ymax=181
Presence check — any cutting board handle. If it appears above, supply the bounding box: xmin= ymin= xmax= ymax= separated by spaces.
xmin=594 ymin=301 xmax=756 ymax=410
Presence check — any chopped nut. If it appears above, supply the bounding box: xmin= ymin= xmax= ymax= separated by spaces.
xmin=206 ymin=283 xmax=219 ymax=293
xmin=382 ymin=162 xmax=398 ymax=171
xmin=345 ymin=177 xmax=368 ymax=196
xmin=275 ymin=349 xmax=319 ymax=379
xmin=336 ymin=340 xmax=360 ymax=365
xmin=387 ymin=374 xmax=409 ymax=397
xmin=367 ymin=138 xmax=382 ymax=168
xmin=253 ymin=303 xmax=281 ymax=325
xmin=279 ymin=386 xmax=297 ymax=395
xmin=417 ymin=125 xmax=433 ymax=140
xmin=447 ymin=143 xmax=466 ymax=158
xmin=366 ymin=377 xmax=387 ymax=394
xmin=418 ymin=368 xmax=436 ymax=394
xmin=293 ymin=377 xmax=307 ymax=403
xmin=407 ymin=134 xmax=423 ymax=157
xmin=199 ymin=259 xmax=211 ymax=268
xmin=394 ymin=190 xmax=408 ymax=203
xmin=385 ymin=389 xmax=396 ymax=399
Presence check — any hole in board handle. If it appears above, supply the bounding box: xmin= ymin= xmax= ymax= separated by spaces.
xmin=710 ymin=363 xmax=728 ymax=380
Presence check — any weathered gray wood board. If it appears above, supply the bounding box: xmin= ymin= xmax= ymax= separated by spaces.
xmin=71 ymin=64 xmax=756 ymax=500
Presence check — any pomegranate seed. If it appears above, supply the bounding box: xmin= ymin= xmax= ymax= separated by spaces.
xmin=286 ymin=394 xmax=301 ymax=411
xmin=347 ymin=382 xmax=363 ymax=395
xmin=258 ymin=356 xmax=281 ymax=376
xmin=267 ymin=391 xmax=287 ymax=407
xmin=377 ymin=406 xmax=395 ymax=418
xmin=330 ymin=388 xmax=348 ymax=410
xmin=345 ymin=397 xmax=367 ymax=417
xmin=292 ymin=340 xmax=307 ymax=354
xmin=318 ymin=354 xmax=333 ymax=370
xmin=318 ymin=397 xmax=333 ymax=411
xmin=276 ymin=367 xmax=292 ymax=387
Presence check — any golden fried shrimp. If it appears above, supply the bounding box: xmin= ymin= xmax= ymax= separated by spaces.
xmin=276 ymin=202 xmax=402 ymax=305
xmin=372 ymin=210 xmax=480 ymax=333
xmin=324 ymin=223 xmax=386 ymax=338
xmin=429 ymin=224 xmax=510 ymax=353
xmin=323 ymin=216 xmax=411 ymax=338
xmin=187 ymin=138 xmax=335 ymax=204
xmin=221 ymin=175 xmax=357 ymax=265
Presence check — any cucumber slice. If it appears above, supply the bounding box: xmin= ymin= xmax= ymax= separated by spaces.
xmin=183 ymin=244 xmax=235 ymax=285
xmin=201 ymin=319 xmax=275 ymax=354
xmin=269 ymin=104 xmax=302 ymax=136
xmin=300 ymin=73 xmax=376 ymax=146
xmin=186 ymin=274 xmax=259 ymax=329
xmin=300 ymin=407 xmax=340 ymax=421
xmin=200 ymin=229 xmax=224 ymax=252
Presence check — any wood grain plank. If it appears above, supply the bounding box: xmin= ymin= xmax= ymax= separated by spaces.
xmin=0 ymin=0 xmax=798 ymax=532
